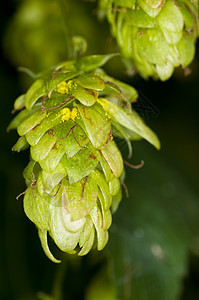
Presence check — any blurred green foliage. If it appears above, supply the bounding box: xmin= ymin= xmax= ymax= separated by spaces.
xmin=1 ymin=0 xmax=199 ymax=300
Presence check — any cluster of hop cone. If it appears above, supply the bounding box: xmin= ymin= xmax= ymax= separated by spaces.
xmin=99 ymin=0 xmax=199 ymax=80
xmin=8 ymin=54 xmax=160 ymax=262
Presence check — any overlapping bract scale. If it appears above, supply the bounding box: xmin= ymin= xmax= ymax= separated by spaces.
xmin=8 ymin=54 xmax=160 ymax=262
xmin=98 ymin=0 xmax=199 ymax=80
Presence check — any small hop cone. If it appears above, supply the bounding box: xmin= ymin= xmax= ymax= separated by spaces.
xmin=8 ymin=54 xmax=160 ymax=262
xmin=99 ymin=0 xmax=199 ymax=80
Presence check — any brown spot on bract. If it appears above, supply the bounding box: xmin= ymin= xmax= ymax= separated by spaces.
xmin=89 ymin=153 xmax=97 ymax=160
xmin=87 ymin=89 xmax=98 ymax=99
xmin=82 ymin=137 xmax=88 ymax=143
xmin=82 ymin=107 xmax=93 ymax=125
xmin=32 ymin=124 xmax=40 ymax=130
xmin=159 ymin=0 xmax=166 ymax=9
xmin=52 ymin=144 xmax=58 ymax=150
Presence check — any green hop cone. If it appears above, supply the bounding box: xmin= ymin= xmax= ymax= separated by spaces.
xmin=99 ymin=0 xmax=199 ymax=80
xmin=8 ymin=54 xmax=160 ymax=262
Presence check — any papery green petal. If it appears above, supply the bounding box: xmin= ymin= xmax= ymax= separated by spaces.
xmin=135 ymin=29 xmax=169 ymax=65
xmin=42 ymin=164 xmax=66 ymax=193
xmin=14 ymin=94 xmax=25 ymax=111
xmin=177 ymin=34 xmax=195 ymax=66
xmin=111 ymin=188 xmax=122 ymax=213
xmin=142 ymin=0 xmax=164 ymax=9
xmin=7 ymin=107 xmax=40 ymax=131
xmin=76 ymin=102 xmax=111 ymax=149
xmin=91 ymin=170 xmax=112 ymax=211
xmin=75 ymin=54 xmax=119 ymax=72
xmin=18 ymin=110 xmax=46 ymax=136
xmin=25 ymin=111 xmax=62 ymax=146
xmin=62 ymin=176 xmax=98 ymax=221
xmin=62 ymin=210 xmax=86 ymax=233
xmin=72 ymin=84 xmax=97 ymax=106
xmin=38 ymin=61 xmax=76 ymax=80
xmin=114 ymin=0 xmax=136 ymax=9
xmin=157 ymin=0 xmax=184 ymax=44
xmin=47 ymin=71 xmax=82 ymax=93
xmin=101 ymin=140 xmax=124 ymax=177
xmin=53 ymin=121 xmax=89 ymax=158
xmin=31 ymin=132 xmax=56 ymax=162
xmin=38 ymin=229 xmax=61 ymax=263
xmin=99 ymin=98 xmax=160 ymax=149
xmin=95 ymin=150 xmax=115 ymax=182
xmin=63 ymin=146 xmax=99 ymax=183
xmin=156 ymin=62 xmax=174 ymax=81
xmin=109 ymin=177 xmax=120 ymax=196
xmin=62 ymin=193 xmax=86 ymax=233
xmin=12 ymin=136 xmax=29 ymax=152
xmin=24 ymin=187 xmax=50 ymax=230
xmin=49 ymin=195 xmax=79 ymax=253
xmin=39 ymin=140 xmax=69 ymax=174
xmin=25 ymin=79 xmax=47 ymax=110
xmin=138 ymin=0 xmax=163 ymax=17
xmin=75 ymin=72 xmax=105 ymax=91
xmin=125 ymin=8 xmax=157 ymax=28
xmin=102 ymin=209 xmax=112 ymax=230
xmin=42 ymin=92 xmax=73 ymax=109
xmin=160 ymin=28 xmax=183 ymax=45
xmin=101 ymin=73 xmax=138 ymax=103
xmin=79 ymin=215 xmax=94 ymax=247
xmin=78 ymin=225 xmax=95 ymax=256
xmin=112 ymin=120 xmax=141 ymax=141
xmin=23 ymin=160 xmax=41 ymax=183
xmin=90 ymin=206 xmax=109 ymax=251
xmin=176 ymin=0 xmax=196 ymax=29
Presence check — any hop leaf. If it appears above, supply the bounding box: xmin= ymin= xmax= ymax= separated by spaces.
xmin=99 ymin=0 xmax=199 ymax=80
xmin=9 ymin=54 xmax=160 ymax=262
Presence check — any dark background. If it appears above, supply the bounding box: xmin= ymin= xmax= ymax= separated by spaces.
xmin=1 ymin=1 xmax=199 ymax=299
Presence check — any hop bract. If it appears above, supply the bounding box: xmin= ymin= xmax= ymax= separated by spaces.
xmin=99 ymin=0 xmax=199 ymax=80
xmin=8 ymin=54 xmax=160 ymax=262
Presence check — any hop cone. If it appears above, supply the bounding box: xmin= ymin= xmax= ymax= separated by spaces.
xmin=99 ymin=0 xmax=199 ymax=80
xmin=8 ymin=54 xmax=160 ymax=262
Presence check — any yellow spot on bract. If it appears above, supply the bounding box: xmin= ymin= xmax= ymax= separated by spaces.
xmin=97 ymin=98 xmax=112 ymax=120
xmin=67 ymin=80 xmax=74 ymax=89
xmin=57 ymin=80 xmax=75 ymax=94
xmin=61 ymin=107 xmax=70 ymax=115
xmin=57 ymin=81 xmax=68 ymax=94
xmin=97 ymin=98 xmax=109 ymax=111
xmin=70 ymin=108 xmax=78 ymax=121
xmin=61 ymin=107 xmax=70 ymax=122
